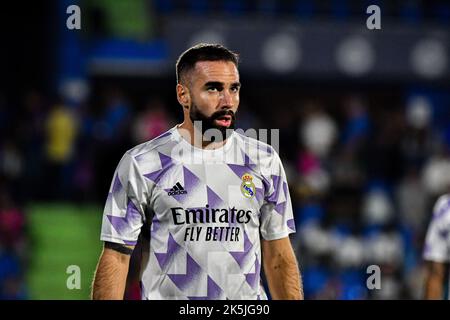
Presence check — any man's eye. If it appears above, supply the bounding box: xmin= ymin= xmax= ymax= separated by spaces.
xmin=207 ymin=87 xmax=218 ymax=92
xmin=231 ymin=87 xmax=240 ymax=92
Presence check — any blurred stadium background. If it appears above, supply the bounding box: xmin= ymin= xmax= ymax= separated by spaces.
xmin=1 ymin=0 xmax=450 ymax=299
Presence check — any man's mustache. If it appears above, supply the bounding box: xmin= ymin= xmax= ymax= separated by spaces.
xmin=210 ymin=110 xmax=236 ymax=120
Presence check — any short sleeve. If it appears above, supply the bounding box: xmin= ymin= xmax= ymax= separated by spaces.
xmin=259 ymin=151 xmax=296 ymax=240
xmin=423 ymin=196 xmax=450 ymax=263
xmin=100 ymin=152 xmax=148 ymax=246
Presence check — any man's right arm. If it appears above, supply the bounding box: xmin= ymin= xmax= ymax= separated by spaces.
xmin=91 ymin=243 xmax=133 ymax=300
xmin=424 ymin=261 xmax=447 ymax=300
xmin=94 ymin=152 xmax=148 ymax=299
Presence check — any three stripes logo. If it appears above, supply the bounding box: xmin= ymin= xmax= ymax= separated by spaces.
xmin=168 ymin=182 xmax=188 ymax=196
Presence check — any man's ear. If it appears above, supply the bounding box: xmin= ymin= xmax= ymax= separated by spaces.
xmin=176 ymin=83 xmax=190 ymax=109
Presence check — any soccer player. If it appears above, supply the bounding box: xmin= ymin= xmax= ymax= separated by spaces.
xmin=423 ymin=193 xmax=450 ymax=299
xmin=91 ymin=43 xmax=303 ymax=300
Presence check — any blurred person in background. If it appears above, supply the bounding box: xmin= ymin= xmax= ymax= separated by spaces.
xmin=92 ymin=43 xmax=302 ymax=300
xmin=297 ymin=102 xmax=337 ymax=198
xmin=44 ymin=99 xmax=78 ymax=200
xmin=19 ymin=90 xmax=47 ymax=201
xmin=92 ymin=88 xmax=133 ymax=202
xmin=0 ymin=186 xmax=27 ymax=299
xmin=423 ymin=193 xmax=450 ymax=299
xmin=132 ymin=98 xmax=174 ymax=144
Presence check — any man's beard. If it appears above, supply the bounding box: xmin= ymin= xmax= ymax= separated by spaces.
xmin=189 ymin=104 xmax=236 ymax=142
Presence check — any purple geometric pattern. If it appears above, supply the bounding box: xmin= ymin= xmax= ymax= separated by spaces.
xmin=183 ymin=166 xmax=202 ymax=191
xmin=168 ymin=253 xmax=202 ymax=291
xmin=255 ymin=187 xmax=264 ymax=203
xmin=151 ymin=214 xmax=161 ymax=234
xmin=228 ymin=148 xmax=257 ymax=179
xmin=144 ymin=152 xmax=175 ymax=185
xmin=207 ymin=186 xmax=233 ymax=229
xmin=171 ymin=166 xmax=202 ymax=204
xmin=140 ymin=281 xmax=146 ymax=299
xmin=270 ymin=179 xmax=289 ymax=217
xmin=154 ymin=233 xmax=182 ymax=270
xmin=229 ymin=230 xmax=253 ymax=268
xmin=262 ymin=176 xmax=271 ymax=194
xmin=256 ymin=141 xmax=272 ymax=154
xmin=245 ymin=258 xmax=261 ymax=289
xmin=274 ymin=202 xmax=287 ymax=215
xmin=266 ymin=174 xmax=282 ymax=204
xmin=123 ymin=239 xmax=138 ymax=246
xmin=187 ymin=276 xmax=224 ymax=300
xmin=106 ymin=199 xmax=142 ymax=236
xmin=287 ymin=219 xmax=296 ymax=232
xmin=106 ymin=192 xmax=113 ymax=205
xmin=207 ymin=186 xmax=224 ymax=208
xmin=111 ymin=174 xmax=123 ymax=194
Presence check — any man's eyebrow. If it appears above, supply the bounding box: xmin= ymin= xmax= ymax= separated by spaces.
xmin=204 ymin=81 xmax=224 ymax=87
xmin=203 ymin=81 xmax=241 ymax=87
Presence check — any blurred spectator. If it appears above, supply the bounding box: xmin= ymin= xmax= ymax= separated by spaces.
xmin=132 ymin=98 xmax=174 ymax=144
xmin=396 ymin=166 xmax=428 ymax=233
xmin=0 ymin=188 xmax=27 ymax=300
xmin=94 ymin=89 xmax=131 ymax=144
xmin=0 ymin=253 xmax=27 ymax=300
xmin=300 ymin=105 xmax=337 ymax=159
xmin=0 ymin=140 xmax=23 ymax=188
xmin=0 ymin=193 xmax=26 ymax=252
xmin=91 ymin=88 xmax=132 ymax=200
xmin=44 ymin=101 xmax=78 ymax=200
xmin=297 ymin=103 xmax=337 ymax=197
xmin=361 ymin=182 xmax=395 ymax=227
xmin=422 ymin=154 xmax=450 ymax=197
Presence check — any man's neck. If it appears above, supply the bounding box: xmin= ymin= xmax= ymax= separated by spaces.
xmin=177 ymin=121 xmax=228 ymax=150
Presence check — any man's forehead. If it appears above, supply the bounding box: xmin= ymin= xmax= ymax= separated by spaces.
xmin=191 ymin=60 xmax=239 ymax=83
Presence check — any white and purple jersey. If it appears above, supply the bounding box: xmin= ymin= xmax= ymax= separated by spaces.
xmin=423 ymin=194 xmax=450 ymax=299
xmin=100 ymin=126 xmax=296 ymax=300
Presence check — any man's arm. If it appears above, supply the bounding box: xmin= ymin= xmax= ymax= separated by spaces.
xmin=262 ymin=237 xmax=303 ymax=300
xmin=91 ymin=243 xmax=133 ymax=300
xmin=424 ymin=260 xmax=447 ymax=299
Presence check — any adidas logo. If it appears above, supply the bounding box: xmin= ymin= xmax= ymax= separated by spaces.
xmin=168 ymin=182 xmax=188 ymax=196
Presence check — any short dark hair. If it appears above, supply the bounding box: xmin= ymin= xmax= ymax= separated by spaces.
xmin=176 ymin=43 xmax=239 ymax=84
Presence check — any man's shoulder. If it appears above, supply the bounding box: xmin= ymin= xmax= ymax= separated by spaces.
xmin=432 ymin=194 xmax=450 ymax=221
xmin=126 ymin=128 xmax=177 ymax=161
xmin=233 ymin=130 xmax=277 ymax=159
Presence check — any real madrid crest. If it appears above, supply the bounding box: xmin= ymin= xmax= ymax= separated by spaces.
xmin=240 ymin=173 xmax=256 ymax=199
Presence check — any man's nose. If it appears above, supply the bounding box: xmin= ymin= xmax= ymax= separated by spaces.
xmin=219 ymin=90 xmax=233 ymax=108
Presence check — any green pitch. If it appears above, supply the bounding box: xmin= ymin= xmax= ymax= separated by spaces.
xmin=27 ymin=204 xmax=103 ymax=300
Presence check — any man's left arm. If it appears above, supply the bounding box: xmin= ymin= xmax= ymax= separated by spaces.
xmin=262 ymin=237 xmax=303 ymax=300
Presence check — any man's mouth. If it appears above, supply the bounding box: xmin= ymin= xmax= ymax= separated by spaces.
xmin=215 ymin=115 xmax=232 ymax=127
